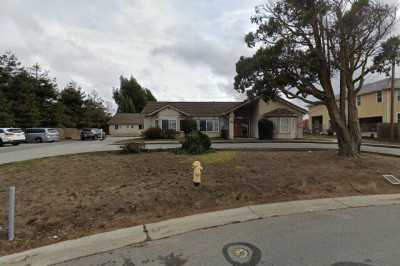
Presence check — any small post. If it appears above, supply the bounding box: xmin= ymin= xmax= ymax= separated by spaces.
xmin=8 ymin=186 xmax=15 ymax=241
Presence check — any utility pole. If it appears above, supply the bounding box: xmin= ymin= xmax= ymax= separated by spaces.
xmin=390 ymin=60 xmax=395 ymax=141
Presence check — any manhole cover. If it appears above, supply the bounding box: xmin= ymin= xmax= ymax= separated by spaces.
xmin=232 ymin=247 xmax=249 ymax=258
xmin=222 ymin=242 xmax=261 ymax=265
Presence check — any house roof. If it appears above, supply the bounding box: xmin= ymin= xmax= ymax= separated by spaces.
xmin=263 ymin=108 xmax=299 ymax=117
xmin=108 ymin=113 xmax=144 ymax=125
xmin=358 ymin=78 xmax=400 ymax=96
xmin=142 ymin=97 xmax=307 ymax=117
xmin=142 ymin=101 xmax=241 ymax=117
xmin=309 ymin=78 xmax=400 ymax=106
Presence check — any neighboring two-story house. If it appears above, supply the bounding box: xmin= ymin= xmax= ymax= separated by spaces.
xmin=309 ymin=78 xmax=400 ymax=135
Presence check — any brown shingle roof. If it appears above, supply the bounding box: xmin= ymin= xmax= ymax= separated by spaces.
xmin=142 ymin=101 xmax=241 ymax=117
xmin=108 ymin=113 xmax=144 ymax=125
xmin=263 ymin=108 xmax=299 ymax=117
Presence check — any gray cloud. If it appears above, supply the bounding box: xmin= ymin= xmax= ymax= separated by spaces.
xmin=0 ymin=0 xmax=398 ymax=112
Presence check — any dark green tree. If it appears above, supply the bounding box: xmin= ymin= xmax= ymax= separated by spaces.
xmin=8 ymin=71 xmax=40 ymax=127
xmin=113 ymin=75 xmax=156 ymax=113
xmin=59 ymin=83 xmax=86 ymax=128
xmin=373 ymin=36 xmax=400 ymax=140
xmin=0 ymin=90 xmax=14 ymax=127
xmin=28 ymin=63 xmax=59 ymax=126
xmin=81 ymin=91 xmax=111 ymax=128
xmin=234 ymin=0 xmax=397 ymax=157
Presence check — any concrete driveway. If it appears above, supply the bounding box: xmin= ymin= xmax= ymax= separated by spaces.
xmin=57 ymin=204 xmax=400 ymax=266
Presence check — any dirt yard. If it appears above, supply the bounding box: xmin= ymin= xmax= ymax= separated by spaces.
xmin=1 ymin=150 xmax=400 ymax=255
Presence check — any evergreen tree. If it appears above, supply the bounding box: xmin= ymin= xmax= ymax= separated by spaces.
xmin=113 ymin=75 xmax=157 ymax=113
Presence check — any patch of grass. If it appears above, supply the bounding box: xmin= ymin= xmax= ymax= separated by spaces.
xmin=192 ymin=151 xmax=237 ymax=165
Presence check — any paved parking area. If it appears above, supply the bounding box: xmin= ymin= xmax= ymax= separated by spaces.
xmin=0 ymin=138 xmax=127 ymax=165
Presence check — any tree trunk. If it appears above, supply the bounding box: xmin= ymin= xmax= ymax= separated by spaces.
xmin=325 ymin=98 xmax=361 ymax=157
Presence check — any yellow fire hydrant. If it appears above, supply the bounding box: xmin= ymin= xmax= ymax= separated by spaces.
xmin=192 ymin=161 xmax=203 ymax=187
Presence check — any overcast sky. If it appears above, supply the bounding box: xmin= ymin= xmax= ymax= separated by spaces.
xmin=1 ymin=0 xmax=399 ymax=112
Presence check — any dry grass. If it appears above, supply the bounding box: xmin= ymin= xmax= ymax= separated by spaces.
xmin=0 ymin=150 xmax=400 ymax=255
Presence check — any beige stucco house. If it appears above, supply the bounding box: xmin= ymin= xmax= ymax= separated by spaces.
xmin=108 ymin=113 xmax=144 ymax=137
xmin=141 ymin=97 xmax=307 ymax=139
xmin=309 ymin=78 xmax=400 ymax=135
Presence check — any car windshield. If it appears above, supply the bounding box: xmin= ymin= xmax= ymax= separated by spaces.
xmin=7 ymin=128 xmax=23 ymax=133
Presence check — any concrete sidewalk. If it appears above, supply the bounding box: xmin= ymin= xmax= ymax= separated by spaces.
xmin=2 ymin=194 xmax=400 ymax=266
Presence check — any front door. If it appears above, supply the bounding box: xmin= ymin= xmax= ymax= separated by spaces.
xmin=234 ymin=119 xmax=250 ymax=138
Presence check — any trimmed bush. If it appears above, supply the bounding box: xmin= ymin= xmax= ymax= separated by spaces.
xmin=220 ymin=129 xmax=229 ymax=139
xmin=181 ymin=130 xmax=211 ymax=154
xmin=161 ymin=129 xmax=177 ymax=139
xmin=180 ymin=119 xmax=197 ymax=135
xmin=143 ymin=127 xmax=162 ymax=139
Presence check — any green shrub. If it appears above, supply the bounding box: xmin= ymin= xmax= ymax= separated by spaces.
xmin=161 ymin=129 xmax=177 ymax=139
xmin=123 ymin=142 xmax=145 ymax=153
xmin=143 ymin=127 xmax=162 ymax=139
xmin=181 ymin=130 xmax=211 ymax=154
xmin=220 ymin=129 xmax=229 ymax=139
xmin=180 ymin=119 xmax=197 ymax=135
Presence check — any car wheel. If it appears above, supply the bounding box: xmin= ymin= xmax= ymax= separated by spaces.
xmin=34 ymin=137 xmax=43 ymax=143
xmin=0 ymin=139 xmax=4 ymax=147
xmin=12 ymin=142 xmax=20 ymax=146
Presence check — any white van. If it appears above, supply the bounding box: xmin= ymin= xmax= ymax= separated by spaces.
xmin=0 ymin=128 xmax=26 ymax=146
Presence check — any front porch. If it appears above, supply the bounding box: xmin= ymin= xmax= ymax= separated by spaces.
xmin=227 ymin=99 xmax=259 ymax=140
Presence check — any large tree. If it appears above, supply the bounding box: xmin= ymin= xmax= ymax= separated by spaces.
xmin=113 ymin=75 xmax=156 ymax=113
xmin=234 ymin=0 xmax=397 ymax=157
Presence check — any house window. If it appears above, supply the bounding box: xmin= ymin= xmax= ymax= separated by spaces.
xmin=199 ymin=120 xmax=219 ymax=132
xmin=279 ymin=118 xmax=290 ymax=133
xmin=155 ymin=120 xmax=159 ymax=128
xmin=114 ymin=125 xmax=119 ymax=130
xmin=161 ymin=120 xmax=177 ymax=130
xmin=377 ymin=91 xmax=383 ymax=103
xmin=169 ymin=120 xmax=177 ymax=131
xmin=398 ymin=113 xmax=400 ymax=123
xmin=139 ymin=125 xmax=143 ymax=130
xmin=357 ymin=95 xmax=361 ymax=106
xmin=397 ymin=89 xmax=400 ymax=102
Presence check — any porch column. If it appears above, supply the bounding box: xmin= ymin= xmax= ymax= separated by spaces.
xmin=229 ymin=112 xmax=235 ymax=139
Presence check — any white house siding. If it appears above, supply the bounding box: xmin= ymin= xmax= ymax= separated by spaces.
xmin=109 ymin=124 xmax=142 ymax=137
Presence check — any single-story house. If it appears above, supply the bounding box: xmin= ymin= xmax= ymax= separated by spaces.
xmin=108 ymin=113 xmax=144 ymax=137
xmin=141 ymin=97 xmax=307 ymax=139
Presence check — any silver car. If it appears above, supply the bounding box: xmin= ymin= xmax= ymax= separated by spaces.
xmin=0 ymin=128 xmax=26 ymax=146
xmin=25 ymin=128 xmax=60 ymax=143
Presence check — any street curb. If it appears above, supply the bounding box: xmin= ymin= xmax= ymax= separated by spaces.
xmin=2 ymin=194 xmax=400 ymax=266
xmin=0 ymin=225 xmax=146 ymax=266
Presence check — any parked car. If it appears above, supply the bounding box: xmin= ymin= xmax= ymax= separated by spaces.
xmin=80 ymin=128 xmax=106 ymax=140
xmin=0 ymin=128 xmax=26 ymax=146
xmin=25 ymin=128 xmax=60 ymax=143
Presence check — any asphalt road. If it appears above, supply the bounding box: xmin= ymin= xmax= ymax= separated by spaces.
xmin=1 ymin=140 xmax=400 ymax=165
xmin=56 ymin=205 xmax=400 ymax=266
